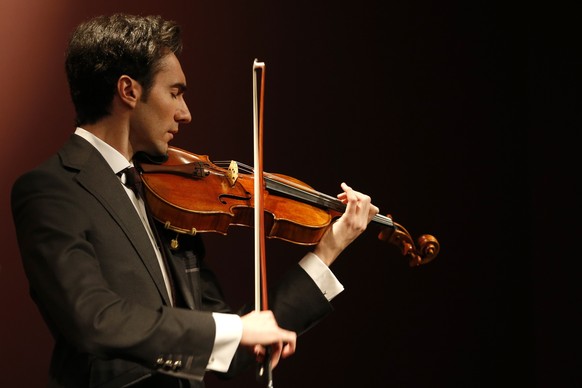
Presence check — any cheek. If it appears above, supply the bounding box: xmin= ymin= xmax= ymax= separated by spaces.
xmin=154 ymin=100 xmax=176 ymax=121
xmin=142 ymin=106 xmax=166 ymax=128
xmin=135 ymin=97 xmax=175 ymax=131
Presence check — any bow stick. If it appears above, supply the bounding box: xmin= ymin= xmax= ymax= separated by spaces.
xmin=252 ymin=59 xmax=273 ymax=387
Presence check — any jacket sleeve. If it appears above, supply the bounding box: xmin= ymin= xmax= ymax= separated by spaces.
xmin=11 ymin=162 xmax=216 ymax=383
xmin=211 ymin=262 xmax=335 ymax=380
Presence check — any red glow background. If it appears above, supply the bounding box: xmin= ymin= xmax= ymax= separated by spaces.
xmin=0 ymin=1 xmax=577 ymax=387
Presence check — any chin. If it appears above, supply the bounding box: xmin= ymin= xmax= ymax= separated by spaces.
xmin=154 ymin=142 xmax=169 ymax=155
xmin=139 ymin=143 xmax=167 ymax=158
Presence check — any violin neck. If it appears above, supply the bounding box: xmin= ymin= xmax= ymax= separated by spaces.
xmin=264 ymin=176 xmax=394 ymax=229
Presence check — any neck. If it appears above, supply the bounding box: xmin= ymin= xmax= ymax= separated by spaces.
xmin=82 ymin=118 xmax=132 ymax=161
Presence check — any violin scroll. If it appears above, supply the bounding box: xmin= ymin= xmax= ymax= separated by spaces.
xmin=378 ymin=216 xmax=440 ymax=266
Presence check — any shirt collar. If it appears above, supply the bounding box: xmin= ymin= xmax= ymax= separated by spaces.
xmin=74 ymin=127 xmax=132 ymax=174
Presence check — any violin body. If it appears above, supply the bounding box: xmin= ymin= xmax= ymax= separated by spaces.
xmin=141 ymin=146 xmax=334 ymax=245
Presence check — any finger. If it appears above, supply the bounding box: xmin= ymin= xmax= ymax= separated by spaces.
xmin=336 ymin=182 xmax=351 ymax=202
xmin=281 ymin=340 xmax=296 ymax=358
xmin=254 ymin=344 xmax=266 ymax=362
xmin=337 ymin=184 xmax=357 ymax=209
xmin=369 ymin=204 xmax=380 ymax=220
xmin=269 ymin=343 xmax=283 ymax=369
xmin=343 ymin=185 xmax=371 ymax=207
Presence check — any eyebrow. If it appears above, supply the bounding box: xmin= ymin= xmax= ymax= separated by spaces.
xmin=172 ymin=83 xmax=187 ymax=93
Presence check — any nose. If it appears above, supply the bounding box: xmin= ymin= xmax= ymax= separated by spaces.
xmin=176 ymin=99 xmax=191 ymax=124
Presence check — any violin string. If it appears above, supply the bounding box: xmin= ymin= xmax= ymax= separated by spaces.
xmin=213 ymin=160 xmax=344 ymax=210
xmin=210 ymin=160 xmax=392 ymax=227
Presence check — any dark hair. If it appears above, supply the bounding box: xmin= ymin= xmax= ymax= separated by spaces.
xmin=65 ymin=14 xmax=182 ymax=126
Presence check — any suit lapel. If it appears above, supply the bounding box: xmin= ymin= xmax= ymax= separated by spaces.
xmin=59 ymin=135 xmax=173 ymax=305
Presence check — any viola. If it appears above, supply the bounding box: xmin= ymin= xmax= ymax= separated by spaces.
xmin=138 ymin=146 xmax=439 ymax=267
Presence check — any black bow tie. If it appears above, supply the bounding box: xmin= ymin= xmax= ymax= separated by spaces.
xmin=119 ymin=166 xmax=143 ymax=198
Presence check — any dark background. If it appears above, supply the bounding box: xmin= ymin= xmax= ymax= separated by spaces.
xmin=1 ymin=1 xmax=578 ymax=387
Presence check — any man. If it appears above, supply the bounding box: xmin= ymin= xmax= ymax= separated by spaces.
xmin=11 ymin=14 xmax=378 ymax=388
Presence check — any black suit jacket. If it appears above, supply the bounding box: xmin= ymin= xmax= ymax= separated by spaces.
xmin=11 ymin=134 xmax=333 ymax=388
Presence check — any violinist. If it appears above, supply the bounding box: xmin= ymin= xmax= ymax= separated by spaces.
xmin=10 ymin=13 xmax=378 ymax=388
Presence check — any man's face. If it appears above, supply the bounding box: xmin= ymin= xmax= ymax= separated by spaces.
xmin=130 ymin=53 xmax=191 ymax=156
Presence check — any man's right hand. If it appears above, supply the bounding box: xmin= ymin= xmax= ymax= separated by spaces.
xmin=240 ymin=310 xmax=297 ymax=368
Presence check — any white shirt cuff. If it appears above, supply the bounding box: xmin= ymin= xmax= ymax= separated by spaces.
xmin=207 ymin=312 xmax=243 ymax=372
xmin=299 ymin=252 xmax=344 ymax=301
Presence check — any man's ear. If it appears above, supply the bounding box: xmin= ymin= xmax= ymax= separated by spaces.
xmin=117 ymin=75 xmax=141 ymax=108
